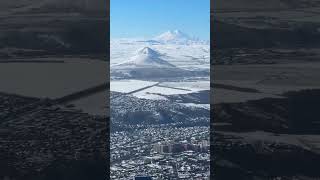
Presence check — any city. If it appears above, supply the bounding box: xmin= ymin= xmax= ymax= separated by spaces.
xmin=111 ymin=126 xmax=209 ymax=179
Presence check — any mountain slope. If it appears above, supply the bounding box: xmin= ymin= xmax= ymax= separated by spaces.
xmin=111 ymin=47 xmax=187 ymax=79
xmin=115 ymin=47 xmax=176 ymax=68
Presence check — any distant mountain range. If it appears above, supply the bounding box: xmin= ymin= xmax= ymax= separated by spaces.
xmin=122 ymin=30 xmax=208 ymax=45
xmin=153 ymin=30 xmax=195 ymax=44
xmin=153 ymin=30 xmax=208 ymax=45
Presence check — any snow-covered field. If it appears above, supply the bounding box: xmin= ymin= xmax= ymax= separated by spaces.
xmin=111 ymin=80 xmax=209 ymax=101
xmin=132 ymin=81 xmax=209 ymax=100
xmin=110 ymin=80 xmax=158 ymax=93
xmin=160 ymin=81 xmax=209 ymax=91
xmin=111 ymin=40 xmax=210 ymax=71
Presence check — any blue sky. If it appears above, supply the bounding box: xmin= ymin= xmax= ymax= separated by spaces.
xmin=110 ymin=0 xmax=210 ymax=40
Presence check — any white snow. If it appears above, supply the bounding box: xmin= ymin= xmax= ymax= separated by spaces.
xmin=131 ymin=82 xmax=209 ymax=100
xmin=110 ymin=30 xmax=210 ymax=103
xmin=110 ymin=30 xmax=210 ymax=72
xmin=111 ymin=40 xmax=210 ymax=71
xmin=110 ymin=80 xmax=158 ymax=93
xmin=179 ymin=103 xmax=210 ymax=110
xmin=153 ymin=30 xmax=208 ymax=45
xmin=154 ymin=30 xmax=191 ymax=43
xmin=159 ymin=81 xmax=210 ymax=91
xmin=113 ymin=47 xmax=175 ymax=69
xmin=132 ymin=86 xmax=192 ymax=98
xmin=132 ymin=91 xmax=167 ymax=100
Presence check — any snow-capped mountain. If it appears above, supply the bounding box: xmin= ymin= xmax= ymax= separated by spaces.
xmin=111 ymin=46 xmax=209 ymax=79
xmin=113 ymin=47 xmax=175 ymax=69
xmin=155 ymin=30 xmax=190 ymax=42
xmin=111 ymin=47 xmax=198 ymax=79
xmin=128 ymin=47 xmax=174 ymax=68
xmin=154 ymin=30 xmax=207 ymax=45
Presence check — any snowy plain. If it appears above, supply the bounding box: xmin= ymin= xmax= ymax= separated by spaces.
xmin=111 ymin=39 xmax=210 ymax=71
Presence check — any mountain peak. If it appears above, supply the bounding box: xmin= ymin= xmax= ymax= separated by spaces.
xmin=173 ymin=29 xmax=183 ymax=34
xmin=138 ymin=47 xmax=159 ymax=57
xmin=155 ymin=30 xmax=190 ymax=42
xmin=153 ymin=30 xmax=208 ymax=45
xmin=115 ymin=47 xmax=175 ymax=68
